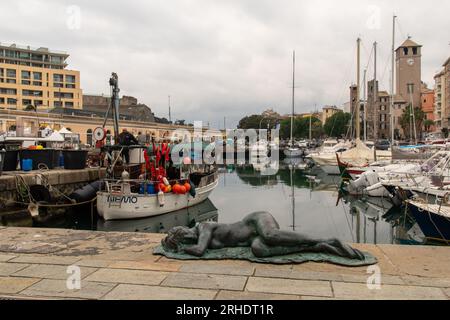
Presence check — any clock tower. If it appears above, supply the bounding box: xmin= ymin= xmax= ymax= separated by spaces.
xmin=395 ymin=37 xmax=422 ymax=109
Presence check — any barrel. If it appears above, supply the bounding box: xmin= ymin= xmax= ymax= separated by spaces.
xmin=62 ymin=150 xmax=88 ymax=170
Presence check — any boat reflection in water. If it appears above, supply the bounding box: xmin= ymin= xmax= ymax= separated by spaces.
xmin=97 ymin=198 xmax=218 ymax=233
xmin=339 ymin=194 xmax=426 ymax=245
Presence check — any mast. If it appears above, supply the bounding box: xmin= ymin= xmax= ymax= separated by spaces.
xmin=390 ymin=15 xmax=397 ymax=143
xmin=363 ymin=69 xmax=367 ymax=141
xmin=356 ymin=38 xmax=361 ymax=141
xmin=309 ymin=111 xmax=312 ymax=141
xmin=168 ymin=95 xmax=172 ymax=123
xmin=291 ymin=51 xmax=295 ymax=145
xmin=109 ymin=72 xmax=120 ymax=143
xmin=373 ymin=41 xmax=378 ymax=141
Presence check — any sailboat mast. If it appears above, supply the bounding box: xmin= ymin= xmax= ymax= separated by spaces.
xmin=356 ymin=38 xmax=361 ymax=141
xmin=291 ymin=51 xmax=295 ymax=144
xmin=390 ymin=15 xmax=397 ymax=144
xmin=309 ymin=112 xmax=312 ymax=141
xmin=363 ymin=69 xmax=367 ymax=142
xmin=373 ymin=41 xmax=378 ymax=141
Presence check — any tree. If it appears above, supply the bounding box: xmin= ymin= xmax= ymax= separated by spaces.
xmin=423 ymin=119 xmax=434 ymax=133
xmin=237 ymin=115 xmax=276 ymax=130
xmin=24 ymin=104 xmax=36 ymax=111
xmin=323 ymin=112 xmax=351 ymax=138
xmin=399 ymin=106 xmax=425 ymax=141
xmin=279 ymin=117 xmax=323 ymax=140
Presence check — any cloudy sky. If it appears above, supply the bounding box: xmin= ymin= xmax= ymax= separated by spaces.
xmin=1 ymin=0 xmax=449 ymax=127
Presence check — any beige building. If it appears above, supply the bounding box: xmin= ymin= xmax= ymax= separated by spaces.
xmin=434 ymin=57 xmax=450 ymax=131
xmin=0 ymin=109 xmax=219 ymax=145
xmin=0 ymin=43 xmax=82 ymax=111
xmin=321 ymin=106 xmax=341 ymax=125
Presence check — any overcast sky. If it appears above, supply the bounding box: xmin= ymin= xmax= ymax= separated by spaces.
xmin=1 ymin=0 xmax=449 ymax=128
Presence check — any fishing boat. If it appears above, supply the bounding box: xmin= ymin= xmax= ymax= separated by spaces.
xmin=283 ymin=51 xmax=303 ymax=158
xmin=94 ymin=73 xmax=219 ymax=221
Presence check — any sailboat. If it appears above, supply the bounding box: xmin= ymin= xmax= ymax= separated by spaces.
xmin=284 ymin=51 xmax=304 ymax=158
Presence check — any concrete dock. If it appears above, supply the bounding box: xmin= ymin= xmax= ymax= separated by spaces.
xmin=0 ymin=226 xmax=449 ymax=300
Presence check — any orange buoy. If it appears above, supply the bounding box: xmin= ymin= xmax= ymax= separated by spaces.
xmin=179 ymin=185 xmax=187 ymax=194
xmin=172 ymin=183 xmax=181 ymax=194
xmin=184 ymin=182 xmax=191 ymax=192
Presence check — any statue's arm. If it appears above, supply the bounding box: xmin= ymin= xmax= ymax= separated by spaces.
xmin=183 ymin=224 xmax=213 ymax=257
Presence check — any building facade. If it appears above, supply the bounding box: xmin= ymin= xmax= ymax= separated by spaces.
xmin=433 ymin=57 xmax=449 ymax=132
xmin=421 ymin=87 xmax=435 ymax=132
xmin=321 ymin=106 xmax=341 ymax=125
xmin=0 ymin=43 xmax=82 ymax=110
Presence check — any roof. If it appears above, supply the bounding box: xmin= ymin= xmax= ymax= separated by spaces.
xmin=444 ymin=56 xmax=450 ymax=67
xmin=396 ymin=38 xmax=422 ymax=50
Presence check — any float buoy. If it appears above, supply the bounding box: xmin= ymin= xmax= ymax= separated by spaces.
xmin=157 ymin=190 xmax=165 ymax=207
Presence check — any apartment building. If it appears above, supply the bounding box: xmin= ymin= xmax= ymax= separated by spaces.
xmin=434 ymin=57 xmax=449 ymax=131
xmin=0 ymin=43 xmax=82 ymax=110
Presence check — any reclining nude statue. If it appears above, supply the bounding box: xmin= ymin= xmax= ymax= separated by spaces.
xmin=161 ymin=212 xmax=365 ymax=261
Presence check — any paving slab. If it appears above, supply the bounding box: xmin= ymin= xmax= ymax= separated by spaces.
xmin=378 ymin=244 xmax=450 ymax=278
xmin=85 ymin=268 xmax=168 ymax=286
xmin=103 ymin=284 xmax=217 ymax=300
xmin=216 ymin=290 xmax=300 ymax=300
xmin=20 ymin=279 xmax=116 ymax=299
xmin=0 ymin=262 xmax=29 ymax=276
xmin=255 ymin=265 xmax=343 ymax=282
xmin=401 ymin=275 xmax=450 ymax=288
xmin=162 ymin=272 xmax=247 ymax=291
xmin=10 ymin=255 xmax=81 ymax=265
xmin=246 ymin=277 xmax=333 ymax=298
xmin=13 ymin=264 xmax=97 ymax=280
xmin=109 ymin=259 xmax=181 ymax=272
xmin=179 ymin=263 xmax=254 ymax=276
xmin=0 ymin=276 xmax=41 ymax=294
xmin=332 ymin=281 xmax=448 ymax=300
xmin=0 ymin=254 xmax=16 ymax=262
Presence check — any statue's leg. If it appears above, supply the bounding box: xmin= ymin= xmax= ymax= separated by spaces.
xmin=251 ymin=237 xmax=365 ymax=260
xmin=252 ymin=213 xmax=321 ymax=247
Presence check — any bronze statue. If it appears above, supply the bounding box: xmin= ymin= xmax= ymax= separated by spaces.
xmin=162 ymin=212 xmax=365 ymax=260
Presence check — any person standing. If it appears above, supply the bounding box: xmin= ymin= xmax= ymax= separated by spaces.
xmin=118 ymin=128 xmax=139 ymax=164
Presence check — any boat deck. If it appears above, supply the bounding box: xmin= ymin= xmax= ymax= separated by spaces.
xmin=0 ymin=227 xmax=449 ymax=300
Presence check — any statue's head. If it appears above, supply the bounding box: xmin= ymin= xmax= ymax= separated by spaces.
xmin=161 ymin=226 xmax=199 ymax=252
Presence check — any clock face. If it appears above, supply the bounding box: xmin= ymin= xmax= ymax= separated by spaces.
xmin=407 ymin=58 xmax=415 ymax=66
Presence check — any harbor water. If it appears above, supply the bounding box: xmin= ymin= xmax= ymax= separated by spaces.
xmin=23 ymin=160 xmax=425 ymax=246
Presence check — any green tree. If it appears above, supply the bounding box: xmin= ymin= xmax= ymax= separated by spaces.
xmin=237 ymin=115 xmax=276 ymax=130
xmin=280 ymin=117 xmax=323 ymax=140
xmin=323 ymin=112 xmax=351 ymax=138
xmin=399 ymin=106 xmax=425 ymax=141
xmin=423 ymin=119 xmax=434 ymax=133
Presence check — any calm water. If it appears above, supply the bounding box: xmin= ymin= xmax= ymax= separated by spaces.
xmin=28 ymin=160 xmax=425 ymax=245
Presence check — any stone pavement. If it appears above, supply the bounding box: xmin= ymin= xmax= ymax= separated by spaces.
xmin=0 ymin=227 xmax=449 ymax=300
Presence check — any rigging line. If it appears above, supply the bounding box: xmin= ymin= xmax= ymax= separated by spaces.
xmin=341 ymin=199 xmax=356 ymax=242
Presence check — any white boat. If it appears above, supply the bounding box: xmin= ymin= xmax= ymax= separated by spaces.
xmin=284 ymin=147 xmax=303 ymax=158
xmin=97 ymin=171 xmax=219 ymax=221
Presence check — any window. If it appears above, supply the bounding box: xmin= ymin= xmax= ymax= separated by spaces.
xmin=6 ymin=69 xmax=16 ymax=78
xmin=7 ymin=98 xmax=17 ymax=105
xmin=5 ymin=50 xmax=15 ymax=58
xmin=66 ymin=75 xmax=75 ymax=83
xmin=413 ymin=47 xmax=418 ymax=55
xmin=65 ymin=101 xmax=74 ymax=108
xmin=23 ymin=90 xmax=43 ymax=97
xmin=403 ymin=47 xmax=408 ymax=55
xmin=0 ymin=68 xmax=3 ymax=77
xmin=21 ymin=80 xmax=31 ymax=85
xmin=33 ymin=72 xmax=42 ymax=80
xmin=22 ymin=99 xmax=32 ymax=105
xmin=407 ymin=84 xmax=414 ymax=94
xmin=6 ymin=79 xmax=16 ymax=84
xmin=54 ymin=91 xmax=73 ymax=99
xmin=34 ymin=100 xmax=43 ymax=106
xmin=0 ymin=88 xmax=17 ymax=95
xmin=65 ymin=83 xmax=75 ymax=88
xmin=54 ymin=82 xmax=64 ymax=88
xmin=32 ymin=81 xmax=42 ymax=86
xmin=54 ymin=101 xmax=62 ymax=107
xmin=0 ymin=97 xmax=4 ymax=104
xmin=21 ymin=70 xmax=30 ymax=79
xmin=53 ymin=74 xmax=63 ymax=83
